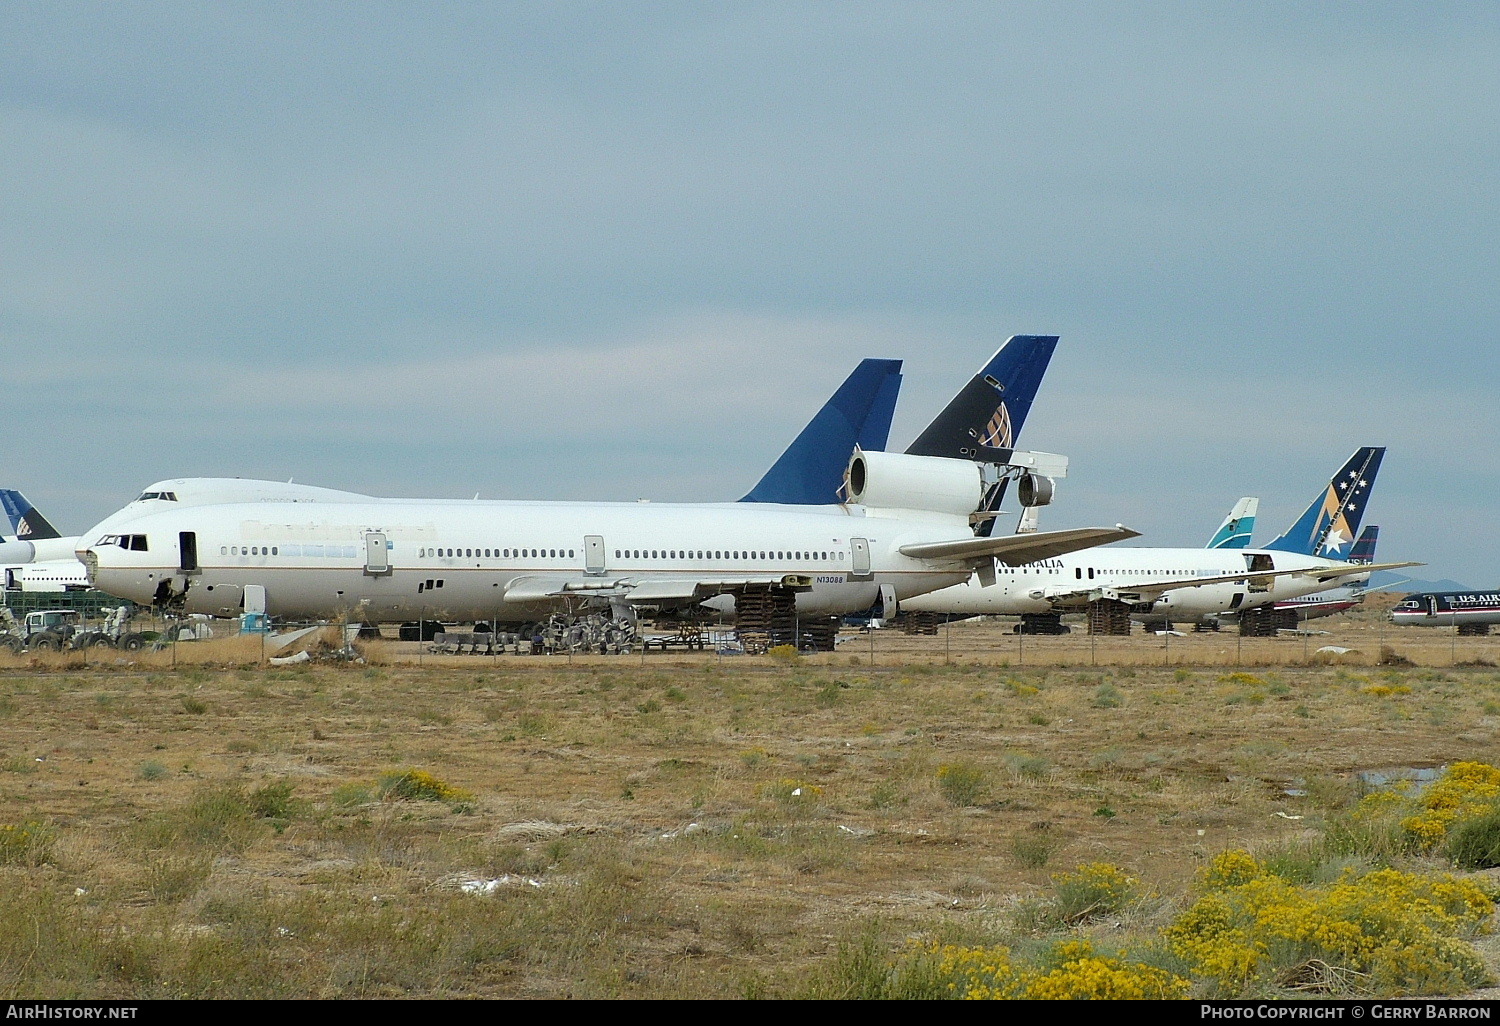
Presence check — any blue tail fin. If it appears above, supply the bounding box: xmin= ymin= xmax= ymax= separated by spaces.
xmin=1206 ymin=497 xmax=1258 ymax=549
xmin=1349 ymin=526 xmax=1379 ymax=564
xmin=740 ymin=358 xmax=903 ymax=504
xmin=1265 ymin=447 xmax=1385 ymax=559
xmin=0 ymin=490 xmax=62 ymax=541
xmin=904 ymin=335 xmax=1058 ymax=460
xmin=904 ymin=335 xmax=1059 ymax=535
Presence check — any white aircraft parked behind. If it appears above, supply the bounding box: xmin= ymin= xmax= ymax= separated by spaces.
xmin=899 ymin=448 xmax=1418 ymax=631
xmin=80 ymin=447 xmax=1137 ymax=629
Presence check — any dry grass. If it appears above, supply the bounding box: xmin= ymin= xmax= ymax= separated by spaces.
xmin=2 ymin=595 xmax=1499 ymax=998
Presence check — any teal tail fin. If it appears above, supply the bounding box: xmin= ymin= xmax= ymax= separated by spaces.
xmin=1205 ymin=497 xmax=1258 ymax=549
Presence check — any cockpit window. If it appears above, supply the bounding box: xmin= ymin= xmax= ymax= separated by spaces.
xmin=95 ymin=534 xmax=148 ymax=550
xmin=135 ymin=491 xmax=178 ymax=502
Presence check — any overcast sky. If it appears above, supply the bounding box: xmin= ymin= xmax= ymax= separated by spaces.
xmin=2 ymin=3 xmax=1495 ymax=584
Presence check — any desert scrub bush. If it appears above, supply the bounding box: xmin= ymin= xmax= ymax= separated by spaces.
xmin=767 ymin=644 xmax=799 ymax=663
xmin=247 ymin=781 xmax=301 ymax=830
xmin=1092 ymin=683 xmax=1123 ymax=709
xmin=1219 ymin=672 xmax=1266 ymax=687
xmin=1049 ymin=862 xmax=1141 ymax=924
xmin=1445 ymin=809 xmax=1500 ymax=870
xmin=936 ymin=762 xmax=989 ymax=807
xmin=1400 ymin=761 xmax=1500 ymax=852
xmin=1167 ymin=850 xmax=1493 ymax=997
xmin=0 ymin=820 xmax=54 ymax=866
xmin=763 ymin=779 xmax=824 ymax=806
xmin=1005 ymin=753 xmax=1051 ymax=783
xmin=878 ymin=939 xmax=1189 ymax=1000
xmin=131 ymin=784 xmax=261 ymax=853
xmin=377 ymin=768 xmax=475 ymax=805
xmin=1010 ymin=826 xmax=1058 ymax=869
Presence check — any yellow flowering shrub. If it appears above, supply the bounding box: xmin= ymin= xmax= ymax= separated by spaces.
xmin=911 ymin=939 xmax=1188 ymax=1000
xmin=1402 ymin=762 xmax=1500 ymax=850
xmin=1050 ymin=862 xmax=1140 ymax=921
xmin=1025 ymin=940 xmax=1191 ymax=1000
xmin=1363 ymin=684 xmax=1412 ymax=697
xmin=1167 ymin=850 xmax=1494 ymax=997
xmin=926 ymin=943 xmax=1023 ymax=999
xmin=376 ymin=768 xmax=474 ymax=804
xmin=1200 ymin=849 xmax=1264 ymax=890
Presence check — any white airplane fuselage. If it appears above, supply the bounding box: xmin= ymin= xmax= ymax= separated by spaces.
xmin=81 ymin=498 xmax=978 ymax=622
xmin=900 ymin=546 xmax=1358 ymax=620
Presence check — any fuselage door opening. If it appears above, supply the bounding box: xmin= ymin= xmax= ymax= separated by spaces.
xmin=1246 ymin=552 xmax=1274 ymax=594
xmin=179 ymin=532 xmax=198 ymax=574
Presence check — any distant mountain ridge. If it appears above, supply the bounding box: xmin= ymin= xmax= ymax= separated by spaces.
xmin=1367 ymin=572 xmax=1473 ymax=594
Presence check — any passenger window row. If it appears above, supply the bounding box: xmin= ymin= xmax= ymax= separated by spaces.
xmin=418 ymin=547 xmax=577 ymax=559
xmin=611 ymin=549 xmax=843 ymax=561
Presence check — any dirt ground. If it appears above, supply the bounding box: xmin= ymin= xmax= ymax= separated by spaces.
xmin=2 ymin=591 xmax=1498 ymax=997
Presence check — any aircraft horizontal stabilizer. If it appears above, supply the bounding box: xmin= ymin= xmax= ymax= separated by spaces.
xmin=899 ymin=526 xmax=1140 ymax=566
xmin=1303 ymin=560 xmax=1422 ymax=583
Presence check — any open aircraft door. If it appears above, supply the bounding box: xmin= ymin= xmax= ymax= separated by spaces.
xmin=179 ymin=532 xmax=198 ymax=574
xmin=1246 ymin=552 xmax=1274 ymax=594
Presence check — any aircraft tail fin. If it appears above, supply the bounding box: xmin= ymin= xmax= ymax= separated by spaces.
xmin=740 ymin=358 xmax=903 ymax=505
xmin=0 ymin=490 xmax=62 ymax=541
xmin=1205 ymin=497 xmax=1258 ymax=549
xmin=1264 ymin=447 xmax=1385 ymax=559
xmin=903 ymin=335 xmax=1059 ymax=536
xmin=1350 ymin=525 xmax=1380 ymax=565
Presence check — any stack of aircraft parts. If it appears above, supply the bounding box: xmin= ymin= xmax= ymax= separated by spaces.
xmin=541 ymin=613 xmax=635 ymax=654
xmin=1193 ymin=621 xmax=1220 ymax=632
xmin=899 ymin=611 xmax=940 ymax=636
xmin=1458 ymin=623 xmax=1491 ymax=637
xmin=1017 ymin=612 xmax=1069 ymax=635
xmin=1237 ymin=606 xmax=1294 ymax=637
xmin=1086 ymin=599 xmax=1132 ymax=636
xmin=735 ymin=588 xmax=797 ymax=653
xmin=797 ymin=616 xmax=841 ymax=651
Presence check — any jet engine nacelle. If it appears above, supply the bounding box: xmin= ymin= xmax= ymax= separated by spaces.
xmin=845 ymin=449 xmax=985 ymax=517
xmin=0 ymin=540 xmax=36 ymax=564
xmin=1018 ymin=473 xmax=1054 ymax=508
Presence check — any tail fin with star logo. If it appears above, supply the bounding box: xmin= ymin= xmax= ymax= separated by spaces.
xmin=1264 ymin=448 xmax=1385 ymax=560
